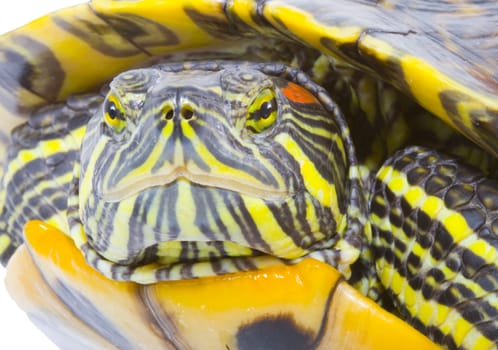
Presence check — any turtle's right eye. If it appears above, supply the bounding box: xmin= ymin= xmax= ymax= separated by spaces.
xmin=104 ymin=95 xmax=126 ymax=133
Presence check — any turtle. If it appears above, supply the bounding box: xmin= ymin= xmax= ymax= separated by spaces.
xmin=0 ymin=0 xmax=497 ymax=349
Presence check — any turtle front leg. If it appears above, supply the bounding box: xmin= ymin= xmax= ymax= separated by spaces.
xmin=0 ymin=95 xmax=100 ymax=265
xmin=370 ymin=145 xmax=498 ymax=349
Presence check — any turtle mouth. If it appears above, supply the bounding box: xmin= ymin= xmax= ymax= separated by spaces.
xmin=100 ymin=167 xmax=292 ymax=202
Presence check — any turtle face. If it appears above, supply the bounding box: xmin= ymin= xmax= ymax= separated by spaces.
xmin=76 ymin=63 xmax=351 ymax=281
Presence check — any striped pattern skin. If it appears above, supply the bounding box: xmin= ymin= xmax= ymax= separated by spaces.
xmin=311 ymin=55 xmax=498 ymax=178
xmin=0 ymin=94 xmax=102 ymax=264
xmin=371 ymin=146 xmax=498 ymax=349
xmin=66 ymin=61 xmax=364 ymax=283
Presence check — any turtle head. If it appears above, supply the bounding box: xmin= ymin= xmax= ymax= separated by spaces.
xmin=73 ymin=62 xmax=359 ymax=283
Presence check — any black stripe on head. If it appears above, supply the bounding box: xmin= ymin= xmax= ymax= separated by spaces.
xmin=220 ymin=191 xmax=272 ymax=254
xmin=191 ymin=185 xmax=231 ymax=241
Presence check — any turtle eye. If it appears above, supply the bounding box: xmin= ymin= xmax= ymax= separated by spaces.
xmin=104 ymin=94 xmax=126 ymax=133
xmin=246 ymin=88 xmax=278 ymax=133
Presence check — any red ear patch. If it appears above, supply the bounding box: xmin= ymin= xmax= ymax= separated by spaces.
xmin=281 ymin=82 xmax=319 ymax=104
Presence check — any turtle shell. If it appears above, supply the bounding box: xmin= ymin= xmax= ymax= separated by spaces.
xmin=0 ymin=1 xmax=497 ymax=349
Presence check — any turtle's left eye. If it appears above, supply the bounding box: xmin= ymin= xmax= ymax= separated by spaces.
xmin=246 ymin=88 xmax=278 ymax=133
xmin=104 ymin=95 xmax=126 ymax=133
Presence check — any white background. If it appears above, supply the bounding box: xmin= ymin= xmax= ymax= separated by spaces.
xmin=0 ymin=1 xmax=86 ymax=349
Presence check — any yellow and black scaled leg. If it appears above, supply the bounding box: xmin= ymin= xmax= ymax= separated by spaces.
xmin=0 ymin=95 xmax=99 ymax=264
xmin=370 ymin=145 xmax=498 ymax=349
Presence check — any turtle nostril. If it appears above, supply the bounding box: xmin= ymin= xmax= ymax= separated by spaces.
xmin=163 ymin=106 xmax=174 ymax=120
xmin=180 ymin=105 xmax=194 ymax=120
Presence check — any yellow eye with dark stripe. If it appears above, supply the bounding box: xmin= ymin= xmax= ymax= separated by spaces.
xmin=246 ymin=89 xmax=278 ymax=133
xmin=104 ymin=94 xmax=126 ymax=133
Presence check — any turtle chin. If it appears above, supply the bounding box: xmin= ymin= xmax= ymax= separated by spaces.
xmin=78 ymin=177 xmax=334 ymax=283
xmin=77 ymin=183 xmax=340 ymax=282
